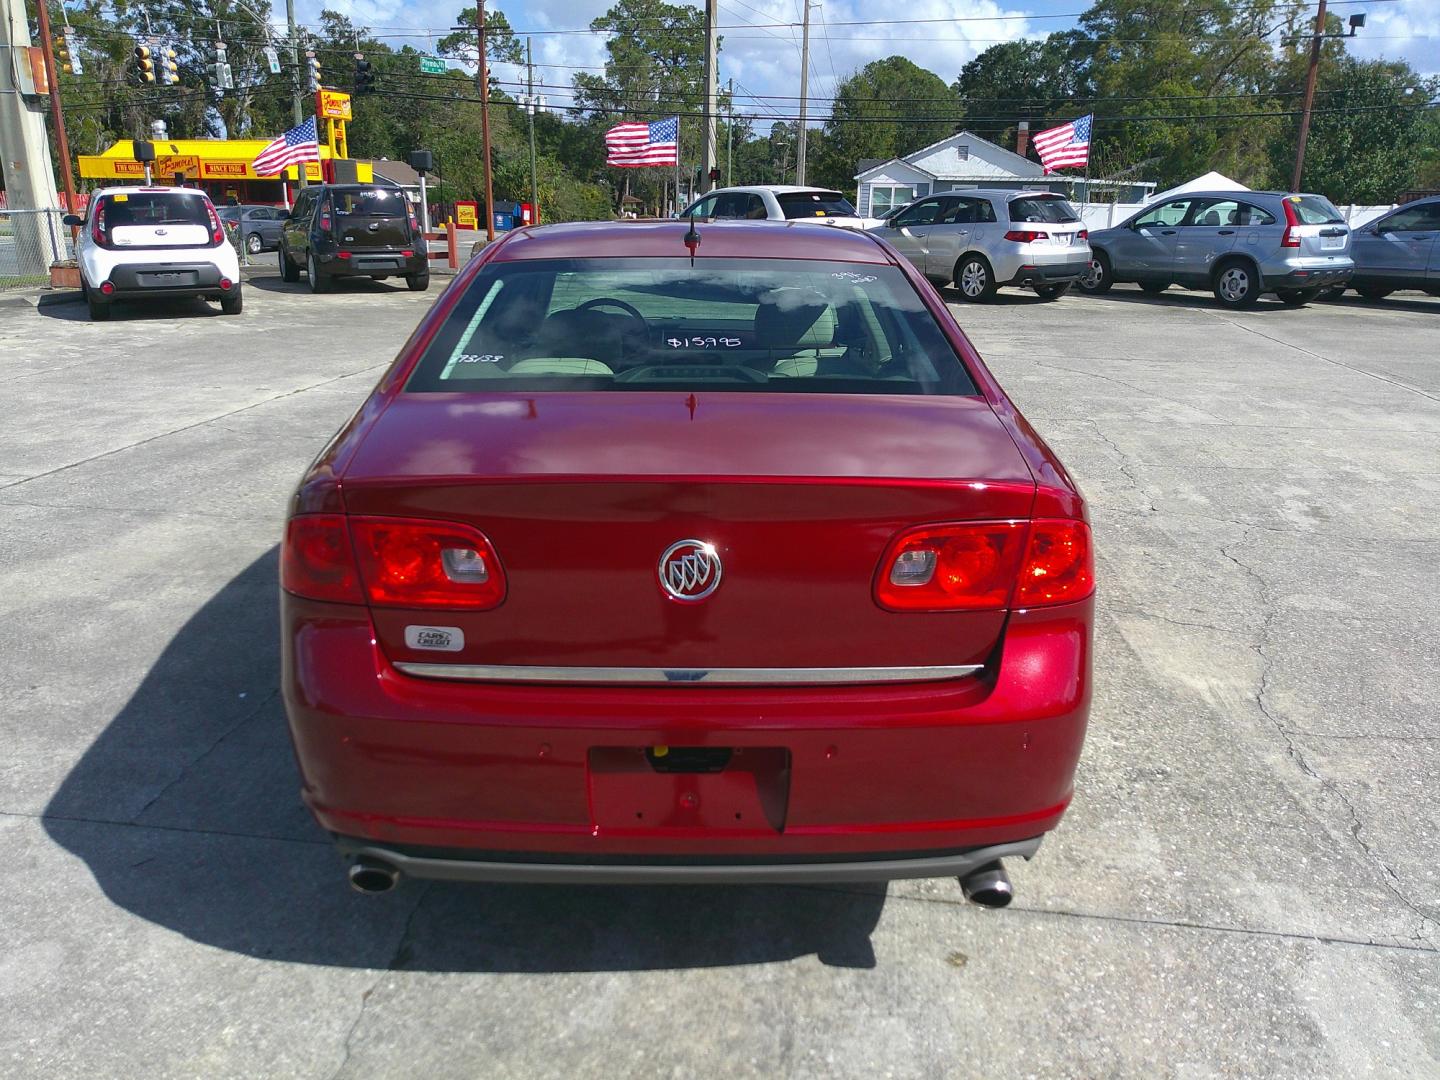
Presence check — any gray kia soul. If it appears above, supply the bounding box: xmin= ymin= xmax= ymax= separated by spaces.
xmin=1079 ymin=190 xmax=1353 ymax=308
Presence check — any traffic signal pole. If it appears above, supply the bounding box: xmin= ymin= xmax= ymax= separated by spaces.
xmin=32 ymin=0 xmax=77 ymax=213
xmin=526 ymin=37 xmax=539 ymax=223
xmin=1290 ymin=0 xmax=1326 ymax=192
xmin=476 ymin=1 xmax=495 ymax=242
xmin=700 ymin=0 xmax=717 ymax=194
xmin=285 ymin=0 xmax=306 ymax=188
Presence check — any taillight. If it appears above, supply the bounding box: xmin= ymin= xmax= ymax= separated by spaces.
xmin=349 ymin=517 xmax=506 ymax=610
xmin=205 ymin=201 xmax=224 ymax=246
xmin=1004 ymin=230 xmax=1049 ymax=243
xmin=282 ymin=515 xmax=364 ymax=604
xmin=1015 ymin=520 xmax=1094 ymax=608
xmin=319 ymin=213 xmax=332 ymax=232
xmin=337 ymin=251 xmax=352 ymax=259
xmin=875 ymin=519 xmax=1093 ymax=611
xmin=92 ymin=201 xmax=107 ymax=246
xmin=1077 ymin=229 xmax=1089 ymax=240
xmin=875 ymin=522 xmax=1028 ymax=611
xmin=1281 ymin=199 xmax=1301 ymax=247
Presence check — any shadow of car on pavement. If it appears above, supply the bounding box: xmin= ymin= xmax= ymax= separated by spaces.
xmin=44 ymin=550 xmax=886 ymax=973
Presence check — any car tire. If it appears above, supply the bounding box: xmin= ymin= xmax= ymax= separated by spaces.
xmin=279 ymin=245 xmax=300 ymax=283
xmin=1078 ymin=251 xmax=1113 ymax=294
xmin=1426 ymin=287 xmax=1440 ymax=298
xmin=1139 ymin=281 xmax=1168 ymax=294
xmin=221 ymin=287 xmax=243 ymax=315
xmin=246 ymin=233 xmax=263 ymax=255
xmin=1212 ymin=258 xmax=1260 ymax=309
xmin=954 ymin=255 xmax=997 ymax=302
xmin=1276 ymin=287 xmax=1321 ymax=306
xmin=406 ymin=271 xmax=431 ymax=292
xmin=1034 ymin=282 xmax=1071 ymax=300
xmin=307 ymin=251 xmax=330 ymax=293
xmin=87 ymin=291 xmax=110 ymax=321
xmin=1355 ymin=286 xmax=1394 ymax=300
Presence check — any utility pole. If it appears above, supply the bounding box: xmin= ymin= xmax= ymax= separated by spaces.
xmin=796 ymin=0 xmax=811 ymax=185
xmin=285 ymin=0 xmax=307 ymax=189
xmin=1291 ymin=0 xmax=1326 ymax=192
xmin=476 ymin=1 xmax=495 ymax=242
xmin=32 ymin=0 xmax=76 ymax=214
xmin=526 ymin=37 xmax=538 ymax=223
xmin=0 ymin=0 xmax=62 ymax=270
xmin=726 ymin=78 xmax=734 ymax=185
xmin=700 ymin=0 xmax=718 ymax=193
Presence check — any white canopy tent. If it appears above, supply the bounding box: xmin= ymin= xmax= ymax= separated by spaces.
xmin=1145 ymin=171 xmax=1249 ymax=205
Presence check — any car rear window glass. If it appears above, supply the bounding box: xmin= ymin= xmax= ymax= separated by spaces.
xmin=1008 ymin=196 xmax=1080 ymax=224
xmin=776 ymin=192 xmax=858 ymax=219
xmin=99 ymin=191 xmax=210 ymax=227
xmin=405 ymin=257 xmax=978 ymax=396
xmin=332 ymin=189 xmax=406 ymax=217
xmin=1289 ymin=195 xmax=1344 ymax=225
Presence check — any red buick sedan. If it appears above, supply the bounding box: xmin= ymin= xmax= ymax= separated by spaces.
xmin=281 ymin=220 xmax=1093 ymax=906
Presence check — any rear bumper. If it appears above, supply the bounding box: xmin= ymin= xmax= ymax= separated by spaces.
xmin=282 ymin=594 xmax=1092 ymax=871
xmin=316 ymin=249 xmax=426 ymax=277
xmin=1005 ymin=257 xmax=1091 ymax=286
xmin=1265 ymin=261 xmax=1353 ymax=290
xmin=99 ymin=261 xmax=235 ymax=298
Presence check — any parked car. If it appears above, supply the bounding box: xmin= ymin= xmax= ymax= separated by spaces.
xmin=1341 ymin=196 xmax=1440 ymax=300
xmin=1079 ymin=190 xmax=1353 ymax=308
xmin=64 ymin=185 xmax=242 ymax=321
xmin=680 ymin=185 xmax=881 ymax=229
xmin=217 ymin=204 xmax=287 ymax=255
xmin=278 ymin=183 xmax=428 ymax=293
xmin=280 ymin=220 xmax=1094 ymax=903
xmin=868 ymin=189 xmax=1091 ymax=301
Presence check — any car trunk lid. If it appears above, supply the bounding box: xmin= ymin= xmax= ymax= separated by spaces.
xmin=341 ymin=392 xmax=1037 ymax=675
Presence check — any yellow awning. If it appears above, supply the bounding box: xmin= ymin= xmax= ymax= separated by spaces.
xmin=78 ymin=138 xmax=371 ymax=183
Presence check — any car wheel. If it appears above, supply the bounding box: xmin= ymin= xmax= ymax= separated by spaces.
xmin=1212 ymin=259 xmax=1260 ymax=309
xmin=406 ymin=271 xmax=431 ymax=292
xmin=1077 ymin=252 xmax=1113 ymax=294
xmin=954 ymin=255 xmax=997 ymax=302
xmin=1139 ymin=281 xmax=1168 ymax=294
xmin=1276 ymin=287 xmax=1321 ymax=306
xmin=1034 ymin=282 xmax=1071 ymax=300
xmin=1355 ymin=286 xmax=1394 ymax=300
xmin=221 ymin=286 xmax=243 ymax=315
xmin=307 ymin=251 xmax=330 ymax=293
xmin=246 ymin=232 xmax=263 ymax=255
xmin=87 ymin=291 xmax=110 ymax=321
xmin=279 ymin=245 xmax=299 ymax=283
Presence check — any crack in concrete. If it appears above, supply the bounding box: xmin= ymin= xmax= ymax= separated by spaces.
xmin=1084 ymin=419 xmax=1159 ymax=512
xmin=1028 ymin=358 xmax=1236 ymax=425
xmin=1283 ymin=729 xmax=1440 ymax=744
xmin=326 ymin=983 xmax=377 ymax=1080
xmin=1105 ymin=606 xmax=1247 ymax=636
xmin=2 ymin=807 xmax=328 ymax=847
xmin=1219 ymin=531 xmax=1438 ymax=949
xmin=130 ymin=690 xmax=281 ymax=825
xmin=1096 ymin=504 xmax=1440 ymax=546
xmin=0 ymin=496 xmax=275 ymax=522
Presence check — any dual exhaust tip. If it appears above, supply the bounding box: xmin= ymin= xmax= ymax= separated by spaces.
xmin=348 ymin=855 xmax=1015 ymax=906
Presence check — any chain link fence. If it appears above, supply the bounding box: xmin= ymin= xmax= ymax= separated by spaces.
xmin=0 ymin=209 xmax=76 ymax=290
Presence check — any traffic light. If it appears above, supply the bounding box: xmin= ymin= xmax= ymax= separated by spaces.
xmin=56 ymin=27 xmax=81 ymax=76
xmin=207 ymin=41 xmax=233 ymax=91
xmin=708 ymin=167 xmax=721 ymax=183
xmin=306 ymin=50 xmax=321 ymax=92
xmin=133 ymin=43 xmax=155 ymax=84
xmin=160 ymin=44 xmax=179 ymax=85
xmin=354 ymin=54 xmax=374 ymax=94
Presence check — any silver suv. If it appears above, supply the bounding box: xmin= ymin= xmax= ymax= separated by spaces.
xmin=869 ymin=189 xmax=1091 ymax=301
xmin=1079 ymin=190 xmax=1353 ymax=308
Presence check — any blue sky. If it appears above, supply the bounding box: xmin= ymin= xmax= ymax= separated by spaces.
xmin=294 ymin=0 xmax=1439 ymax=122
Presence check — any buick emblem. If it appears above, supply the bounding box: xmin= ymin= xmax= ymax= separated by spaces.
xmin=658 ymin=540 xmax=721 ymax=602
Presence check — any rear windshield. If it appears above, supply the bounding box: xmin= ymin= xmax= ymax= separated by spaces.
xmin=776 ymin=192 xmax=858 ymax=219
xmin=405 ymin=257 xmax=978 ymax=396
xmin=332 ymin=189 xmax=406 ymax=217
xmin=1289 ymin=195 xmax=1344 ymax=225
xmin=1008 ymin=196 xmax=1080 ymax=224
xmin=99 ymin=191 xmax=210 ymax=227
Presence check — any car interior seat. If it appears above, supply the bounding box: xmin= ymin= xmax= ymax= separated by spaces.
xmin=1198 ymin=210 xmax=1222 ymax=226
xmin=758 ymin=296 xmax=845 ymax=378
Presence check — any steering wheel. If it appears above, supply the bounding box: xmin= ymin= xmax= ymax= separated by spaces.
xmin=575 ymin=296 xmax=649 ymax=336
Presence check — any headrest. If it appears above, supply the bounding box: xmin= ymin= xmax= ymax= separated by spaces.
xmin=754 ymin=295 xmax=837 ymax=349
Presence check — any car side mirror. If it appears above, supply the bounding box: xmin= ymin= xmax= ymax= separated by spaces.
xmin=63 ymin=214 xmax=83 ymax=227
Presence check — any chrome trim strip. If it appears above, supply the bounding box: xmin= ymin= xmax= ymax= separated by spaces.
xmin=392 ymin=662 xmax=985 ymax=686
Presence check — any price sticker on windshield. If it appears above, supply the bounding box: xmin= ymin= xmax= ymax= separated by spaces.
xmin=660 ymin=332 xmax=754 ymax=350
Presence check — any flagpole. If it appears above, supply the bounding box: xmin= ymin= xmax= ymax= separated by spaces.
xmin=674 ymin=117 xmax=681 ymax=217
xmin=1082 ymin=114 xmax=1092 ymax=211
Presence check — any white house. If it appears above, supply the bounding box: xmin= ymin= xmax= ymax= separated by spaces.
xmin=854 ymin=130 xmax=1156 ymax=218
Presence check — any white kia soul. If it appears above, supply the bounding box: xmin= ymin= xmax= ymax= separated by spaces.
xmin=67 ymin=186 xmax=242 ymax=320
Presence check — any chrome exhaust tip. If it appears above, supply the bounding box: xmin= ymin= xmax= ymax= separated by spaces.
xmin=959 ymin=860 xmax=1013 ymax=908
xmin=348 ymin=858 xmax=400 ymax=894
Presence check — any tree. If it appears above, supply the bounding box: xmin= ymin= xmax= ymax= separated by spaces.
xmin=437 ymin=7 xmax=523 ymax=69
xmin=812 ymin=57 xmax=959 ymax=193
xmin=953 ymin=33 xmax=1093 ymax=150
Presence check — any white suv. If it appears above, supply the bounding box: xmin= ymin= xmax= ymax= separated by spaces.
xmin=679 ymin=186 xmax=883 ymax=229
xmin=66 ymin=186 xmax=242 ymax=320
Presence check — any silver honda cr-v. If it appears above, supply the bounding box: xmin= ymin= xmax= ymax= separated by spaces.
xmin=869 ymin=189 xmax=1091 ymax=301
xmin=1078 ymin=190 xmax=1353 ymax=308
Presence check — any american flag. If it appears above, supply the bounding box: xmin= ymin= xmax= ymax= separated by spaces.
xmin=605 ymin=117 xmax=680 ymax=167
xmin=1032 ymin=114 xmax=1092 ymax=173
xmin=252 ymin=116 xmax=321 ymax=176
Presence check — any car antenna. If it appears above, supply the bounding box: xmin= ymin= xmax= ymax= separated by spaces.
xmin=683 ymin=218 xmax=701 ymax=266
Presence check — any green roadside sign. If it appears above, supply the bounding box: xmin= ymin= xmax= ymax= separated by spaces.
xmin=419 ymin=57 xmax=447 ymax=75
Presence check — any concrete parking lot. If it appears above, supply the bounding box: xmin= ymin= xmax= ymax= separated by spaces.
xmin=2 ymin=272 xmax=1437 ymax=1078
